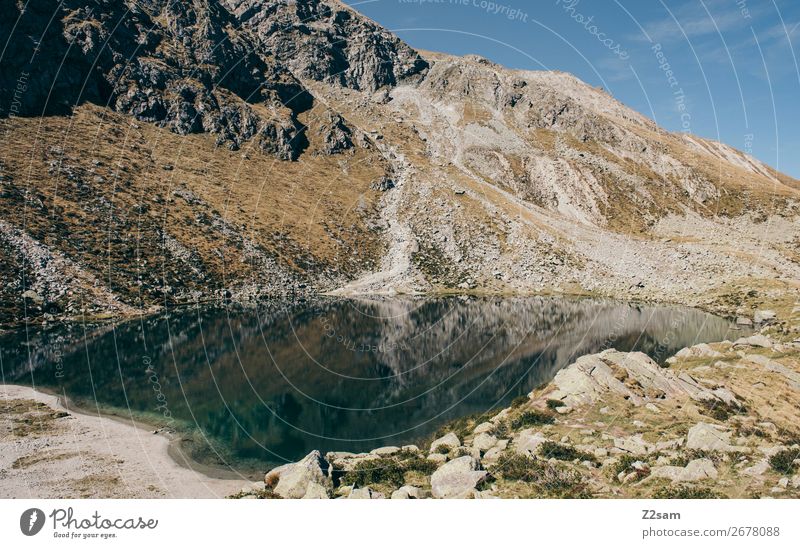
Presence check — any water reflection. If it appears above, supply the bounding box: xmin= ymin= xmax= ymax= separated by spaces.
xmin=1 ymin=296 xmax=742 ymax=471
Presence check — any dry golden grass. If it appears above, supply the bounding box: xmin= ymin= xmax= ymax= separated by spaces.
xmin=0 ymin=104 xmax=389 ymax=308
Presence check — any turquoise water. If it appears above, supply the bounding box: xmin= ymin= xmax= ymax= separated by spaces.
xmin=0 ymin=296 xmax=742 ymax=471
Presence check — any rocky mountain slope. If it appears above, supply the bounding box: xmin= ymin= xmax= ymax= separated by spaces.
xmin=245 ymin=330 xmax=800 ymax=499
xmin=1 ymin=0 xmax=799 ymax=326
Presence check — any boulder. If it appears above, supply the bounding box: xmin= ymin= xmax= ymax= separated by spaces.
xmin=370 ymin=446 xmax=401 ymax=456
xmin=736 ymin=317 xmax=753 ymax=327
xmin=754 ymin=310 xmax=776 ymax=324
xmin=348 ymin=487 xmax=384 ymax=499
xmin=472 ymin=433 xmax=498 ymax=453
xmin=427 ymin=453 xmax=448 ymax=465
xmin=513 ymin=430 xmax=548 ymax=456
xmin=430 ymin=432 xmax=460 ymax=453
xmin=430 ymin=456 xmax=489 ymax=499
xmin=614 ymin=435 xmax=653 ymax=456
xmin=733 ymin=335 xmax=773 ymax=349
xmin=686 ymin=423 xmax=738 ymax=453
xmin=647 ymin=458 xmax=718 ymax=483
xmin=302 ymin=482 xmax=330 ymax=499
xmin=548 ymin=349 xmax=721 ymax=408
xmin=390 ymin=485 xmax=426 ymax=499
xmin=674 ymin=343 xmax=724 ymax=360
xmin=473 ymin=422 xmax=495 ymax=435
xmin=272 ymin=450 xmax=331 ymax=499
xmin=742 ymin=459 xmax=770 ymax=478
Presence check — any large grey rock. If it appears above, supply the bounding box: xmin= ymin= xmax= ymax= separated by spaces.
xmin=614 ymin=435 xmax=653 ymax=456
xmin=348 ymin=487 xmax=384 ymax=499
xmin=513 ymin=430 xmax=548 ymax=456
xmin=370 ymin=446 xmax=401 ymax=456
xmin=430 ymin=456 xmax=489 ymax=499
xmin=686 ymin=423 xmax=738 ymax=453
xmin=473 ymin=422 xmax=495 ymax=435
xmin=742 ymin=459 xmax=770 ymax=478
xmin=648 ymin=458 xmax=718 ymax=483
xmin=547 ymin=349 xmax=723 ymax=408
xmin=472 ymin=433 xmax=499 ymax=453
xmin=674 ymin=344 xmax=723 ymax=360
xmin=430 ymin=432 xmax=460 ymax=453
xmin=754 ymin=310 xmax=776 ymax=324
xmin=733 ymin=335 xmax=773 ymax=349
xmin=272 ymin=450 xmax=331 ymax=499
xmin=390 ymin=485 xmax=426 ymax=499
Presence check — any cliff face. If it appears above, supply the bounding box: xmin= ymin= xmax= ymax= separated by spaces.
xmin=1 ymin=0 xmax=314 ymax=158
xmin=222 ymin=0 xmax=428 ymax=92
xmin=1 ymin=0 xmax=799 ymax=326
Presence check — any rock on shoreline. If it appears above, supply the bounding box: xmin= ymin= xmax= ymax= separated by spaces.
xmin=239 ymin=331 xmax=800 ymax=500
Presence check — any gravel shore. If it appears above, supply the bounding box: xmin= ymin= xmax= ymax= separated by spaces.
xmin=0 ymin=385 xmax=252 ymax=498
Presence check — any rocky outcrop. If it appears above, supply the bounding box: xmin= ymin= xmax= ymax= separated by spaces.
xmin=685 ymin=423 xmax=741 ymax=453
xmin=266 ymin=450 xmax=331 ymax=498
xmin=646 ymin=458 xmax=718 ymax=483
xmin=1 ymin=0 xmax=311 ymax=159
xmin=223 ymin=0 xmax=428 ymax=92
xmin=546 ymin=349 xmax=734 ymax=409
xmin=429 ymin=456 xmax=489 ymax=499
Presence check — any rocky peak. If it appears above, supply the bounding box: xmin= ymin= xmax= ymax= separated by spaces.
xmin=1 ymin=0 xmax=313 ymax=159
xmin=222 ymin=0 xmax=428 ymax=91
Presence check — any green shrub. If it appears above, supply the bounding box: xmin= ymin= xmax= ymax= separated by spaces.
xmin=510 ymin=395 xmax=529 ymax=409
xmin=490 ymin=453 xmax=542 ymax=482
xmin=489 ymin=453 xmax=590 ymax=498
xmin=654 ymin=485 xmax=722 ymax=499
xmin=539 ymin=441 xmax=596 ymax=463
xmin=511 ymin=410 xmax=555 ymax=429
xmin=341 ymin=459 xmax=406 ymax=488
xmin=227 ymin=488 xmax=283 ymax=499
xmin=769 ymin=449 xmax=799 ymax=475
xmin=402 ymin=455 xmax=438 ymax=476
xmin=612 ymin=454 xmax=639 ymax=479
xmin=698 ymin=399 xmax=746 ymax=422
xmin=340 ymin=454 xmax=440 ymax=488
xmin=546 ymin=399 xmax=566 ymax=410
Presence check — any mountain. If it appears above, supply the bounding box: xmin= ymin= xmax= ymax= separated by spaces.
xmin=1 ymin=0 xmax=799 ymax=325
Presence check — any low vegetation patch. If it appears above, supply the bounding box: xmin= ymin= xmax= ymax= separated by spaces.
xmin=653 ymin=485 xmax=723 ymax=499
xmin=546 ymin=399 xmax=566 ymax=410
xmin=612 ymin=454 xmax=643 ymax=480
xmin=341 ymin=459 xmax=406 ymax=488
xmin=227 ymin=488 xmax=283 ymax=500
xmin=489 ymin=453 xmax=590 ymax=498
xmin=698 ymin=399 xmax=747 ymax=422
xmin=340 ymin=453 xmax=440 ymax=489
xmin=511 ymin=410 xmax=555 ymax=429
xmin=539 ymin=441 xmax=596 ymax=463
xmin=769 ymin=449 xmax=799 ymax=475
xmin=510 ymin=396 xmax=529 ymax=409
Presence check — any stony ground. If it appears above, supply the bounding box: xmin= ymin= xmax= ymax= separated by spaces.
xmin=238 ymin=295 xmax=800 ymax=499
xmin=0 ymin=385 xmax=251 ymax=498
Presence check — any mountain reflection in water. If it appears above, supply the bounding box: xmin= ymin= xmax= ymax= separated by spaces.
xmin=1 ymin=296 xmax=742 ymax=471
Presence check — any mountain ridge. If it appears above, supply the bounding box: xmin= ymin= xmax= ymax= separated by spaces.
xmin=1 ymin=0 xmax=799 ymax=326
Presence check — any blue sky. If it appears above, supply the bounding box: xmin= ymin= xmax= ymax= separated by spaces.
xmin=344 ymin=0 xmax=800 ymax=178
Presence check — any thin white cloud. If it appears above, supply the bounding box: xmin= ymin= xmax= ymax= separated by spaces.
xmin=633 ymin=0 xmax=766 ymax=43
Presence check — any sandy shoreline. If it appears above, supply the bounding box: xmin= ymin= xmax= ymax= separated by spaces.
xmin=0 ymin=384 xmax=253 ymax=498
